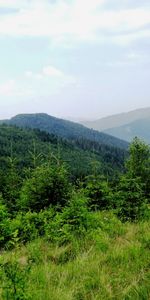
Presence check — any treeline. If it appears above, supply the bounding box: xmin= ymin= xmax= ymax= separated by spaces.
xmin=0 ymin=124 xmax=126 ymax=180
xmin=3 ymin=112 xmax=128 ymax=149
xmin=0 ymin=135 xmax=150 ymax=251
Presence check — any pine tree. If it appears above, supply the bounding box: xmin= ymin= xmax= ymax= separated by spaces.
xmin=116 ymin=138 xmax=149 ymax=221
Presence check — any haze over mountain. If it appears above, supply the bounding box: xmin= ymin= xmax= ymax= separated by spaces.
xmin=104 ymin=118 xmax=150 ymax=144
xmin=81 ymin=107 xmax=150 ymax=131
xmin=81 ymin=107 xmax=150 ymax=143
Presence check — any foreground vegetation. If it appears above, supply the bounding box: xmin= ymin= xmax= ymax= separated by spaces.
xmin=0 ymin=129 xmax=150 ymax=299
xmin=0 ymin=212 xmax=150 ymax=299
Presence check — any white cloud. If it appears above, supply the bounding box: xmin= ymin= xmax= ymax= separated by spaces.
xmin=0 ymin=80 xmax=16 ymax=96
xmin=0 ymin=79 xmax=33 ymax=97
xmin=0 ymin=0 xmax=26 ymax=8
xmin=0 ymin=64 xmax=75 ymax=99
xmin=25 ymin=71 xmax=43 ymax=80
xmin=0 ymin=0 xmax=149 ymax=45
xmin=25 ymin=65 xmax=67 ymax=80
xmin=43 ymin=66 xmax=63 ymax=77
xmin=106 ymin=50 xmax=149 ymax=68
xmin=25 ymin=71 xmax=33 ymax=78
xmin=127 ymin=52 xmax=144 ymax=61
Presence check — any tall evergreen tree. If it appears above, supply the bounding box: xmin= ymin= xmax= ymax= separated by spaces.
xmin=116 ymin=138 xmax=149 ymax=221
xmin=126 ymin=137 xmax=150 ymax=199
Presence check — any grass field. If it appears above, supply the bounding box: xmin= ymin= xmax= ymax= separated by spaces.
xmin=0 ymin=212 xmax=150 ymax=300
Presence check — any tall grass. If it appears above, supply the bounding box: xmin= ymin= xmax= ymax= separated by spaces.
xmin=0 ymin=211 xmax=150 ymax=300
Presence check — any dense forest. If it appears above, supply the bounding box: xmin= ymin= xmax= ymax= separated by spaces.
xmin=0 ymin=124 xmax=126 ymax=181
xmin=0 ymin=124 xmax=150 ymax=299
xmin=0 ymin=113 xmax=128 ymax=149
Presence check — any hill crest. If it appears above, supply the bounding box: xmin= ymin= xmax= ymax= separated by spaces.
xmin=0 ymin=113 xmax=128 ymax=150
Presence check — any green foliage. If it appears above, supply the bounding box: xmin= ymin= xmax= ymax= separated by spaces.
xmin=0 ymin=208 xmax=57 ymax=250
xmin=114 ymin=138 xmax=150 ymax=221
xmin=5 ymin=113 xmax=128 ymax=149
xmin=61 ymin=193 xmax=91 ymax=233
xmin=0 ymin=124 xmax=126 ymax=185
xmin=115 ymin=176 xmax=147 ymax=221
xmin=2 ymin=157 xmax=21 ymax=213
xmin=0 ymin=125 xmax=150 ymax=299
xmin=9 ymin=209 xmax=55 ymax=246
xmin=19 ymin=163 xmax=71 ymax=212
xmin=45 ymin=193 xmax=92 ymax=244
xmin=0 ymin=215 xmax=150 ymax=300
xmin=9 ymin=213 xmax=40 ymax=246
xmin=126 ymin=137 xmax=150 ymax=199
xmin=84 ymin=175 xmax=113 ymax=210
xmin=0 ymin=198 xmax=11 ymax=248
xmin=0 ymin=259 xmax=31 ymax=300
xmin=126 ymin=137 xmax=150 ymax=177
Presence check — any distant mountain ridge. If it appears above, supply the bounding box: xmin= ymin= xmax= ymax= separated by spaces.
xmin=104 ymin=117 xmax=150 ymax=143
xmin=0 ymin=113 xmax=128 ymax=149
xmin=81 ymin=107 xmax=150 ymax=131
xmin=80 ymin=107 xmax=150 ymax=143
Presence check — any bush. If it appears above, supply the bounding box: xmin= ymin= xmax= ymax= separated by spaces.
xmin=19 ymin=163 xmax=71 ymax=212
xmin=8 ymin=209 xmax=55 ymax=247
xmin=0 ymin=259 xmax=31 ymax=299
xmin=0 ymin=196 xmax=11 ymax=249
xmin=115 ymin=176 xmax=147 ymax=221
xmin=45 ymin=193 xmax=93 ymax=244
xmin=84 ymin=175 xmax=113 ymax=210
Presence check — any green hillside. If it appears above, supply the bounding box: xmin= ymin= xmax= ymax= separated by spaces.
xmin=0 ymin=124 xmax=126 ymax=181
xmin=1 ymin=113 xmax=128 ymax=149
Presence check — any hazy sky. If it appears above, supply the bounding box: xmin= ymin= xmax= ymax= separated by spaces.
xmin=0 ymin=0 xmax=150 ymax=120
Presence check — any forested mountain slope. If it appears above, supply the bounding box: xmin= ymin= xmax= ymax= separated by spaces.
xmin=0 ymin=113 xmax=128 ymax=149
xmin=0 ymin=124 xmax=127 ymax=181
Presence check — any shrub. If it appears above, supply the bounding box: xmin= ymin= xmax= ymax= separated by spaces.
xmin=84 ymin=175 xmax=113 ymax=210
xmin=8 ymin=208 xmax=55 ymax=247
xmin=0 ymin=259 xmax=31 ymax=300
xmin=19 ymin=163 xmax=71 ymax=212
xmin=45 ymin=193 xmax=92 ymax=244
xmin=115 ymin=176 xmax=147 ymax=221
xmin=0 ymin=196 xmax=11 ymax=249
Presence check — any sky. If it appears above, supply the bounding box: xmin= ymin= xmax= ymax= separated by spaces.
xmin=0 ymin=0 xmax=150 ymax=120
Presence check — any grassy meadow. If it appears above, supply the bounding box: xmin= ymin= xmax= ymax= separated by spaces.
xmin=0 ymin=211 xmax=150 ymax=300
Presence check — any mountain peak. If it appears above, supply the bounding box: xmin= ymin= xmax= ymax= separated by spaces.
xmin=2 ymin=112 xmax=128 ymax=150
